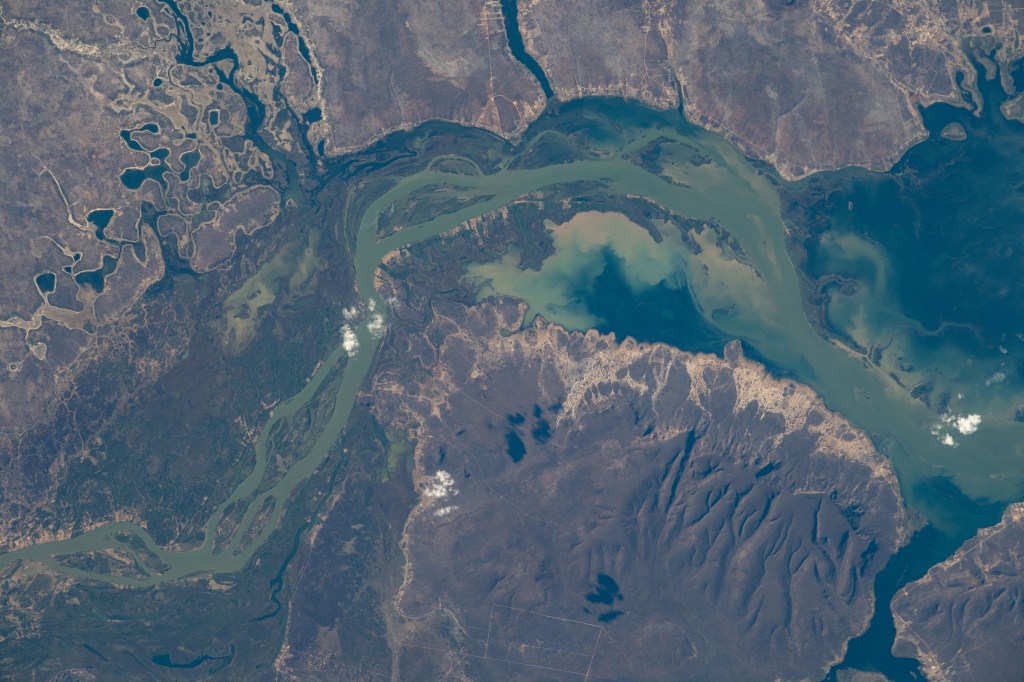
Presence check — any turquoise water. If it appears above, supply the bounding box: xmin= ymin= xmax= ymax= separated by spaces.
xmin=771 ymin=63 xmax=1024 ymax=677
xmin=786 ymin=63 xmax=1024 ymax=443
xmin=6 ymin=62 xmax=1024 ymax=677
xmin=12 ymin=95 xmax=1013 ymax=584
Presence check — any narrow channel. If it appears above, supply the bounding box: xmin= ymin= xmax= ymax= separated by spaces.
xmin=499 ymin=0 xmax=555 ymax=99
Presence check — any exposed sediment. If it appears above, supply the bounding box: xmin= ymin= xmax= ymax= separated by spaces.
xmin=371 ymin=296 xmax=908 ymax=680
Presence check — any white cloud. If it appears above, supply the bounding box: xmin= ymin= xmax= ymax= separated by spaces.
xmin=367 ymin=313 xmax=385 ymax=338
xmin=941 ymin=433 xmax=958 ymax=447
xmin=434 ymin=505 xmax=458 ymax=517
xmin=422 ymin=470 xmax=457 ymax=499
xmin=986 ymin=371 xmax=1006 ymax=386
xmin=954 ymin=414 xmax=982 ymax=435
xmin=942 ymin=413 xmax=982 ymax=435
xmin=341 ymin=324 xmax=359 ymax=354
xmin=342 ymin=306 xmax=360 ymax=321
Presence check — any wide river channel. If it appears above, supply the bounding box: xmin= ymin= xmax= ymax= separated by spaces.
xmin=1 ymin=103 xmax=1021 ymax=596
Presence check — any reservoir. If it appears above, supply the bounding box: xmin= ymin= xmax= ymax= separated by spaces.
xmin=3 ymin=87 xmax=1024 ymax=679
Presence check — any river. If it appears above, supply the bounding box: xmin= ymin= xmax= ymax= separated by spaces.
xmin=3 ymin=90 xmax=1024 ymax=682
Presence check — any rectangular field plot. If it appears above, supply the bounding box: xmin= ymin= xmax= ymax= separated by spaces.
xmin=485 ymin=605 xmax=602 ymax=676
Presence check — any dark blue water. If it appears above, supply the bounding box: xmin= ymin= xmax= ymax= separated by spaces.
xmin=790 ymin=60 xmax=1024 ymax=361
xmin=585 ymin=248 xmax=728 ymax=355
xmin=505 ymin=430 xmax=526 ymax=462
xmin=34 ymin=272 xmax=56 ymax=294
xmin=120 ymin=164 xmax=166 ymax=190
xmin=87 ymin=209 xmax=114 ymax=240
xmin=119 ymin=123 xmax=159 ymax=152
xmin=827 ymin=477 xmax=1003 ymax=681
xmin=152 ymin=644 xmax=234 ymax=671
xmin=178 ymin=149 xmax=200 ymax=181
xmin=499 ymin=0 xmax=554 ymax=99
xmin=270 ymin=2 xmax=318 ymax=84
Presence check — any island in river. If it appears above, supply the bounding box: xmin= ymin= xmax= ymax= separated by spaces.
xmin=3 ymin=3 xmax=1024 ymax=678
xmin=0 ymin=90 xmax=1022 ymax=679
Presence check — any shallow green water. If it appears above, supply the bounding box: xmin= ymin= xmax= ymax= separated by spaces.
xmin=1 ymin=93 xmax=1022 ymax=671
xmin=787 ymin=68 xmax=1024 ymax=473
xmin=466 ymin=211 xmax=694 ymax=329
xmin=445 ymin=104 xmax=1024 ymax=520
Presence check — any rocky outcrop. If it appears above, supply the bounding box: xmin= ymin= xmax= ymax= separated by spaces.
xmin=892 ymin=503 xmax=1024 ymax=682
xmin=372 ymin=297 xmax=908 ymax=680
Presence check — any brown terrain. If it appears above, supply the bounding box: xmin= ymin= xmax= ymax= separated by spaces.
xmin=891 ymin=502 xmax=1024 ymax=682
xmin=0 ymin=0 xmax=1021 ymax=675
xmin=2 ymin=0 xmax=1020 ymax=492
xmin=0 ymin=0 xmax=314 ymax=551
xmin=0 ymin=0 xmax=542 ymax=471
xmin=370 ymin=296 xmax=908 ymax=680
xmin=288 ymin=0 xmax=547 ymax=155
xmin=520 ymin=0 xmax=1024 ymax=179
xmin=0 ymin=0 xmax=295 ymax=432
